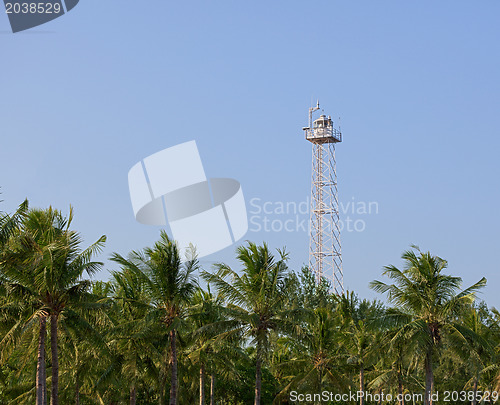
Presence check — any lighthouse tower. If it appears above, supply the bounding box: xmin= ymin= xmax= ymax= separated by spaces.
xmin=302 ymin=102 xmax=343 ymax=295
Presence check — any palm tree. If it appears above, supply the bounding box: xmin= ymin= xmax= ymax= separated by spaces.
xmin=188 ymin=288 xmax=245 ymax=405
xmin=274 ymin=306 xmax=347 ymax=402
xmin=368 ymin=318 xmax=421 ymax=405
xmin=56 ymin=307 xmax=111 ymax=405
xmin=0 ymin=207 xmax=106 ymax=405
xmin=111 ymin=231 xmax=198 ymax=405
xmin=370 ymin=247 xmax=486 ymax=405
xmin=336 ymin=292 xmax=382 ymax=405
xmin=107 ymin=268 xmax=165 ymax=405
xmin=202 ymin=242 xmax=293 ymax=405
xmin=446 ymin=304 xmax=495 ymax=405
xmin=0 ymin=199 xmax=28 ymax=246
xmin=188 ymin=288 xmax=220 ymax=405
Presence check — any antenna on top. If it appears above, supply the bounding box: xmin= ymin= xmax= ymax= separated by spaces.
xmin=308 ymin=100 xmax=321 ymax=128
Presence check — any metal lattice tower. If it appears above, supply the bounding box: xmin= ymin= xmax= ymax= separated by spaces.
xmin=302 ymin=102 xmax=343 ymax=295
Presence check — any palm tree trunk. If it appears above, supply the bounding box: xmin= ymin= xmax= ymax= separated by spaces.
xmin=424 ymin=349 xmax=434 ymax=405
xmin=398 ymin=372 xmax=405 ymax=405
xmin=319 ymin=368 xmax=323 ymax=392
xmin=471 ymin=377 xmax=478 ymax=405
xmin=359 ymin=366 xmax=365 ymax=405
xmin=159 ymin=350 xmax=168 ymax=405
xmin=199 ymin=364 xmax=205 ymax=405
xmin=50 ymin=313 xmax=59 ymax=405
xmin=254 ymin=356 xmax=262 ymax=405
xmin=36 ymin=316 xmax=47 ymax=405
xmin=130 ymin=386 xmax=137 ymax=405
xmin=210 ymin=374 xmax=215 ymax=405
xmin=169 ymin=329 xmax=178 ymax=405
xmin=75 ymin=372 xmax=80 ymax=405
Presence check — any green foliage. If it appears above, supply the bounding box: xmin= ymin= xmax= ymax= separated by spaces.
xmin=1 ymin=204 xmax=499 ymax=405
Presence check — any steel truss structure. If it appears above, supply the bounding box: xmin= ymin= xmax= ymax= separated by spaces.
xmin=303 ymin=102 xmax=343 ymax=295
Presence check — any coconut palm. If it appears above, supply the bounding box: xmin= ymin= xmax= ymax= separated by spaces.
xmin=368 ymin=319 xmax=422 ymax=405
xmin=107 ymin=268 xmax=166 ymax=405
xmin=273 ymin=305 xmax=347 ymax=403
xmin=188 ymin=288 xmax=245 ymax=405
xmin=446 ymin=304 xmax=495 ymax=405
xmin=111 ymin=231 xmax=198 ymax=405
xmin=0 ymin=199 xmax=28 ymax=247
xmin=56 ymin=305 xmax=111 ymax=405
xmin=188 ymin=288 xmax=222 ymax=405
xmin=0 ymin=207 xmax=106 ymax=405
xmin=370 ymin=247 xmax=486 ymax=405
xmin=336 ymin=292 xmax=383 ymax=405
xmin=202 ymin=242 xmax=294 ymax=405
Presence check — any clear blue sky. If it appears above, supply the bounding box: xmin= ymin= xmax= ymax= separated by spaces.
xmin=1 ymin=1 xmax=499 ymax=306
